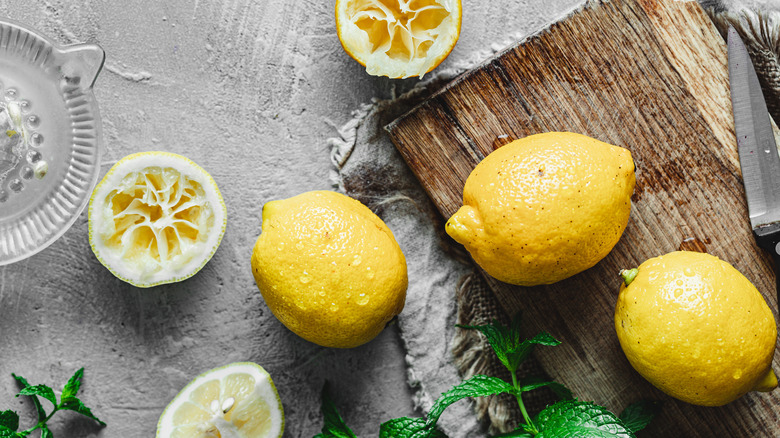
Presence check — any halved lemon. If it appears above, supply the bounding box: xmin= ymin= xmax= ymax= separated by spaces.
xmin=88 ymin=151 xmax=227 ymax=288
xmin=335 ymin=0 xmax=462 ymax=79
xmin=156 ymin=362 xmax=284 ymax=438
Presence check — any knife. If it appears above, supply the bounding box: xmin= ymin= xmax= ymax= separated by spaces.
xmin=728 ymin=26 xmax=780 ymax=300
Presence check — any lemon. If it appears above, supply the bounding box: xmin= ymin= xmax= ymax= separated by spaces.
xmin=251 ymin=190 xmax=407 ymax=348
xmin=335 ymin=0 xmax=461 ymax=78
xmin=615 ymin=251 xmax=778 ymax=406
xmin=446 ymin=132 xmax=635 ymax=286
xmin=156 ymin=362 xmax=284 ymax=438
xmin=88 ymin=152 xmax=227 ymax=288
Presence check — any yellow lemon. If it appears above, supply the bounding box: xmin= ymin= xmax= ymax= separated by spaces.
xmin=156 ymin=362 xmax=284 ymax=438
xmin=251 ymin=190 xmax=407 ymax=348
xmin=89 ymin=152 xmax=227 ymax=288
xmin=615 ymin=251 xmax=778 ymax=406
xmin=446 ymin=132 xmax=635 ymax=286
xmin=335 ymin=0 xmax=461 ymax=78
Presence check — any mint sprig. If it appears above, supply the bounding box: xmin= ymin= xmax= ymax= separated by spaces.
xmin=313 ymin=313 xmax=659 ymax=437
xmin=1 ymin=368 xmax=105 ymax=437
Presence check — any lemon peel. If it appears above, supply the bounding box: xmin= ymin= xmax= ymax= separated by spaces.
xmin=615 ymin=251 xmax=778 ymax=406
xmin=156 ymin=362 xmax=284 ymax=438
xmin=88 ymin=151 xmax=226 ymax=288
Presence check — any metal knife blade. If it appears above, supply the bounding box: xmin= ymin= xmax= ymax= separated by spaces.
xmin=728 ymin=26 xmax=780 ymax=230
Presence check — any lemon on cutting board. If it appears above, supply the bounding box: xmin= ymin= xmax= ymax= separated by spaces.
xmin=251 ymin=190 xmax=407 ymax=348
xmin=615 ymin=251 xmax=778 ymax=406
xmin=335 ymin=0 xmax=461 ymax=78
xmin=156 ymin=362 xmax=284 ymax=438
xmin=88 ymin=151 xmax=227 ymax=288
xmin=446 ymin=132 xmax=636 ymax=286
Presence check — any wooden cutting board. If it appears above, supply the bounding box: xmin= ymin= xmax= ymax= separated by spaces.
xmin=386 ymin=0 xmax=780 ymax=435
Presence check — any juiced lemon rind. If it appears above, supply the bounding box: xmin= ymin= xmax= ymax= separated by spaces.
xmin=155 ymin=362 xmax=284 ymax=438
xmin=88 ymin=151 xmax=227 ymax=288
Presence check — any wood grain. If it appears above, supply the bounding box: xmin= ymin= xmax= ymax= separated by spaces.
xmin=386 ymin=0 xmax=780 ymax=435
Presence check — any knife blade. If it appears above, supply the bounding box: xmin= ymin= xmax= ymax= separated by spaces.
xmin=728 ymin=25 xmax=780 ymax=298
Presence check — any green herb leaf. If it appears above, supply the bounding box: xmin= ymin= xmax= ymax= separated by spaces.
xmin=39 ymin=427 xmax=52 ymax=438
xmin=518 ymin=377 xmax=573 ymax=400
xmin=59 ymin=397 xmax=106 ymax=426
xmin=0 ymin=426 xmax=15 ymax=437
xmin=18 ymin=385 xmax=56 ymax=407
xmin=61 ymin=368 xmax=84 ymax=401
xmin=0 ymin=411 xmax=18 ymax=432
xmin=315 ymin=383 xmax=356 ymax=438
xmin=619 ymin=401 xmax=661 ymax=433
xmin=458 ymin=314 xmax=560 ymax=373
xmin=425 ymin=375 xmax=515 ymax=428
xmin=379 ymin=417 xmax=447 ymax=438
xmin=535 ymin=400 xmax=634 ymax=438
xmin=11 ymin=374 xmax=45 ymax=422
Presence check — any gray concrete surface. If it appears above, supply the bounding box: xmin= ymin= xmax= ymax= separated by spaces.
xmin=0 ymin=1 xmax=581 ymax=437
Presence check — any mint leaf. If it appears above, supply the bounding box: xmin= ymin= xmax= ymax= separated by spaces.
xmin=458 ymin=314 xmax=560 ymax=373
xmin=619 ymin=401 xmax=661 ymax=433
xmin=0 ymin=411 xmax=18 ymax=432
xmin=315 ymin=384 xmax=356 ymax=438
xmin=59 ymin=397 xmax=105 ymax=426
xmin=0 ymin=426 xmax=15 ymax=437
xmin=535 ymin=400 xmax=634 ymax=438
xmin=18 ymin=385 xmax=56 ymax=407
xmin=379 ymin=417 xmax=447 ymax=438
xmin=11 ymin=374 xmax=45 ymax=422
xmin=519 ymin=377 xmax=573 ymax=400
xmin=61 ymin=368 xmax=84 ymax=401
xmin=425 ymin=375 xmax=515 ymax=428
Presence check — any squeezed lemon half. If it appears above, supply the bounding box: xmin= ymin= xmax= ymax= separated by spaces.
xmin=336 ymin=0 xmax=462 ymax=78
xmin=88 ymin=151 xmax=227 ymax=288
xmin=156 ymin=362 xmax=284 ymax=438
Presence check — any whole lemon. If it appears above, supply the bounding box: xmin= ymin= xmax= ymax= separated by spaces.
xmin=251 ymin=190 xmax=407 ymax=348
xmin=446 ymin=132 xmax=635 ymax=286
xmin=615 ymin=251 xmax=778 ymax=406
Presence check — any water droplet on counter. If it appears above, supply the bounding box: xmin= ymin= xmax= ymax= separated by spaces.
xmin=357 ymin=294 xmax=369 ymax=306
xmin=678 ymin=237 xmax=709 ymax=253
xmin=30 ymin=132 xmax=43 ymax=147
xmin=9 ymin=179 xmax=23 ymax=192
xmin=27 ymin=150 xmax=41 ymax=163
xmin=20 ymin=166 xmax=32 ymax=180
xmin=18 ymin=100 xmax=30 ymax=113
xmin=4 ymin=88 xmax=17 ymax=100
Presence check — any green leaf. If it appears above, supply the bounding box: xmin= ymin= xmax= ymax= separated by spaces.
xmin=0 ymin=411 xmax=18 ymax=432
xmin=59 ymin=397 xmax=106 ymax=426
xmin=61 ymin=368 xmax=84 ymax=401
xmin=535 ymin=400 xmax=634 ymax=438
xmin=11 ymin=374 xmax=45 ymax=422
xmin=458 ymin=314 xmax=560 ymax=373
xmin=40 ymin=428 xmax=52 ymax=438
xmin=379 ymin=417 xmax=447 ymax=438
xmin=518 ymin=377 xmax=573 ymax=401
xmin=425 ymin=375 xmax=515 ymax=428
xmin=619 ymin=401 xmax=661 ymax=433
xmin=18 ymin=385 xmax=56 ymax=407
xmin=315 ymin=384 xmax=356 ymax=438
xmin=0 ymin=426 xmax=15 ymax=437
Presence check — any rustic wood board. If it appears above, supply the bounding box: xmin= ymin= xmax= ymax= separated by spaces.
xmin=386 ymin=0 xmax=780 ymax=435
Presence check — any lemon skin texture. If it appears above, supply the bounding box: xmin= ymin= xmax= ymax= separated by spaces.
xmin=446 ymin=132 xmax=635 ymax=286
xmin=615 ymin=251 xmax=778 ymax=406
xmin=251 ymin=191 xmax=407 ymax=349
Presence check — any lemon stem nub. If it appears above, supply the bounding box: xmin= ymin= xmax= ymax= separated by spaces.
xmin=621 ymin=268 xmax=639 ymax=286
